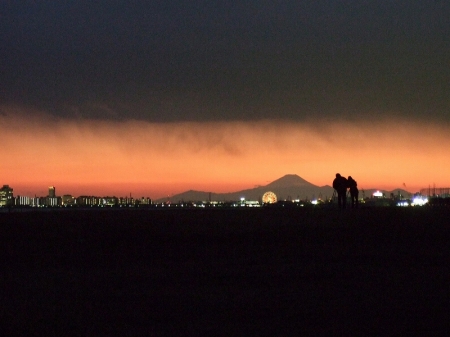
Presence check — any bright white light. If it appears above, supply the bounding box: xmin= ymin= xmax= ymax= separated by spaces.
xmin=412 ymin=196 xmax=428 ymax=206
xmin=373 ymin=191 xmax=383 ymax=197
xmin=396 ymin=201 xmax=409 ymax=207
xmin=311 ymin=199 xmax=318 ymax=205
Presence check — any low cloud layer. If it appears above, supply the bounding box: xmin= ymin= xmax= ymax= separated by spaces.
xmin=2 ymin=105 xmax=449 ymax=198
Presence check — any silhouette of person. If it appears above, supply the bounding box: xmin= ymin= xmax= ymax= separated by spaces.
xmin=333 ymin=173 xmax=348 ymax=209
xmin=347 ymin=176 xmax=359 ymax=208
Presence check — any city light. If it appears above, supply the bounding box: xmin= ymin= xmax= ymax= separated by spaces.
xmin=411 ymin=196 xmax=428 ymax=206
xmin=373 ymin=191 xmax=383 ymax=197
xmin=1 ymin=180 xmax=449 ymax=209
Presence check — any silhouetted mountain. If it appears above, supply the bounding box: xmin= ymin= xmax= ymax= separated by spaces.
xmin=155 ymin=174 xmax=411 ymax=203
xmin=155 ymin=174 xmax=413 ymax=203
xmin=157 ymin=174 xmax=334 ymax=203
xmin=265 ymin=174 xmax=316 ymax=188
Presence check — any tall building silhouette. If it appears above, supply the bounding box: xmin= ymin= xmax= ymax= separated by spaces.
xmin=49 ymin=186 xmax=56 ymax=198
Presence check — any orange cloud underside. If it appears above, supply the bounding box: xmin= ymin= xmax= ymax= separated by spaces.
xmin=2 ymin=105 xmax=449 ymax=198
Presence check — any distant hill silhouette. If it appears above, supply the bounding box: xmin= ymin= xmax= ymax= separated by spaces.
xmin=155 ymin=174 xmax=412 ymax=203
xmin=156 ymin=174 xmax=331 ymax=203
xmin=155 ymin=174 xmax=411 ymax=203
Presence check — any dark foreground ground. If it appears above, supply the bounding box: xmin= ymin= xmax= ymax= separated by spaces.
xmin=1 ymin=207 xmax=450 ymax=336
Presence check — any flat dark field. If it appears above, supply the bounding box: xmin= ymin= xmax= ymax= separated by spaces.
xmin=2 ymin=207 xmax=450 ymax=336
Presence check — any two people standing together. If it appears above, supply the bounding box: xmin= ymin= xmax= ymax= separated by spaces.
xmin=332 ymin=173 xmax=359 ymax=209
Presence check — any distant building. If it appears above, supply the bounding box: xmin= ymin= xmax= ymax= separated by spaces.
xmin=118 ymin=196 xmax=134 ymax=206
xmin=30 ymin=197 xmax=42 ymax=207
xmin=15 ymin=195 xmax=31 ymax=206
xmin=46 ymin=196 xmax=60 ymax=207
xmin=244 ymin=200 xmax=260 ymax=207
xmin=0 ymin=185 xmax=14 ymax=206
xmin=76 ymin=196 xmax=105 ymax=206
xmin=62 ymin=195 xmax=75 ymax=205
xmin=103 ymin=197 xmax=118 ymax=206
xmin=139 ymin=197 xmax=152 ymax=205
xmin=49 ymin=186 xmax=56 ymax=198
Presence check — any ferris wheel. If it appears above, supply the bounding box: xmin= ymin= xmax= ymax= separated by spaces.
xmin=262 ymin=191 xmax=277 ymax=204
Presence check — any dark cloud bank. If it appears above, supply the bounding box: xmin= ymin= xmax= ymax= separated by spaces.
xmin=1 ymin=1 xmax=449 ymax=123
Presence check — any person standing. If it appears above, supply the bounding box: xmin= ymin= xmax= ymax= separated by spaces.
xmin=347 ymin=176 xmax=359 ymax=208
xmin=333 ymin=173 xmax=348 ymax=209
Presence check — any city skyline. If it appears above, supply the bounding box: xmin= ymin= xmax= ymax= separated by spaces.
xmin=2 ymin=2 xmax=449 ymax=197
xmin=1 ymin=167 xmax=444 ymax=202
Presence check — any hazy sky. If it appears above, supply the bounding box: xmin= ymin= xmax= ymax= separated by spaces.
xmin=1 ymin=1 xmax=449 ymax=198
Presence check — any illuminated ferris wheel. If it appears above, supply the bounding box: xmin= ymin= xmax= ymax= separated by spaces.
xmin=262 ymin=191 xmax=277 ymax=204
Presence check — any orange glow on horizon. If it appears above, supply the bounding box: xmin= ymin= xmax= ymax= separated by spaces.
xmin=1 ymin=105 xmax=450 ymax=199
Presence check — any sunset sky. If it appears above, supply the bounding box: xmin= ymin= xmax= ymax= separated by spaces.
xmin=1 ymin=1 xmax=449 ymax=198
